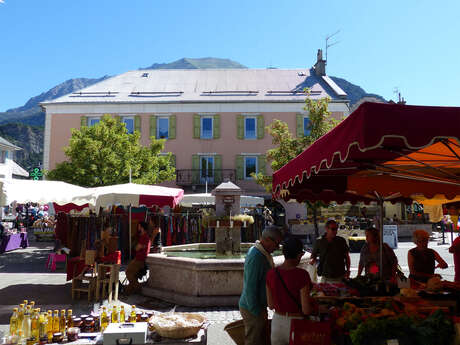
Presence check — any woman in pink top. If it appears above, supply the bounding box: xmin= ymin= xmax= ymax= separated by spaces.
xmin=266 ymin=237 xmax=316 ymax=345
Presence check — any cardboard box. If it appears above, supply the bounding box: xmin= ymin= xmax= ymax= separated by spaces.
xmin=103 ymin=322 xmax=147 ymax=345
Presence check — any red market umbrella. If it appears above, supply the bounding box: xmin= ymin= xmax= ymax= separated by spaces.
xmin=272 ymin=102 xmax=460 ymax=279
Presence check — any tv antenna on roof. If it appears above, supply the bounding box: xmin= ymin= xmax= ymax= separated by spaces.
xmin=325 ymin=30 xmax=340 ymax=64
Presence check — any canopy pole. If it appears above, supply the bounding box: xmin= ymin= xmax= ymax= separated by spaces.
xmin=129 ymin=204 xmax=132 ymax=259
xmin=374 ymin=192 xmax=385 ymax=281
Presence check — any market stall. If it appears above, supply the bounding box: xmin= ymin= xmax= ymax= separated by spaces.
xmin=272 ymin=102 xmax=460 ymax=344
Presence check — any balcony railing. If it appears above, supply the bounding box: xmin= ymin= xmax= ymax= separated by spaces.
xmin=176 ymin=169 xmax=236 ymax=186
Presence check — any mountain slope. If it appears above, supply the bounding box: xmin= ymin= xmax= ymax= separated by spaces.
xmin=140 ymin=57 xmax=246 ymax=70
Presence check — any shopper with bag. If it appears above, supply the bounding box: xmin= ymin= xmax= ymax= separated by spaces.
xmin=239 ymin=225 xmax=283 ymax=345
xmin=266 ymin=237 xmax=317 ymax=345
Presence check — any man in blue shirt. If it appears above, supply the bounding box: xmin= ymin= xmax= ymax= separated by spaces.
xmin=239 ymin=225 xmax=283 ymax=345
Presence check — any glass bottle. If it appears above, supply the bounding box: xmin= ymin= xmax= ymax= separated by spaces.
xmin=9 ymin=307 xmax=19 ymax=336
xmin=100 ymin=307 xmax=109 ymax=332
xmin=59 ymin=309 xmax=66 ymax=333
xmin=66 ymin=310 xmax=73 ymax=328
xmin=18 ymin=304 xmax=25 ymax=334
xmin=30 ymin=309 xmax=39 ymax=340
xmin=39 ymin=312 xmax=48 ymax=339
xmin=111 ymin=305 xmax=118 ymax=323
xmin=23 ymin=305 xmax=31 ymax=338
xmin=129 ymin=305 xmax=136 ymax=323
xmin=23 ymin=300 xmax=28 ymax=307
xmin=52 ymin=310 xmax=59 ymax=333
xmin=119 ymin=306 xmax=125 ymax=323
xmin=29 ymin=301 xmax=35 ymax=310
xmin=46 ymin=311 xmax=53 ymax=339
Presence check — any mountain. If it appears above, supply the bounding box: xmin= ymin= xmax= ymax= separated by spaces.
xmin=140 ymin=57 xmax=246 ymax=70
xmin=330 ymin=76 xmax=386 ymax=106
xmin=0 ymin=57 xmax=386 ymax=172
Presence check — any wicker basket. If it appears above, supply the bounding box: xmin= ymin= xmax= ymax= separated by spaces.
xmin=224 ymin=319 xmax=245 ymax=345
xmin=149 ymin=313 xmax=205 ymax=339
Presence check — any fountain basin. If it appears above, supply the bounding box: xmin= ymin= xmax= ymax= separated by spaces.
xmin=143 ymin=243 xmax=310 ymax=307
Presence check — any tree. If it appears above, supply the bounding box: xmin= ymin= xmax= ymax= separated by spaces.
xmin=47 ymin=115 xmax=176 ymax=187
xmin=253 ymin=91 xmax=340 ymax=238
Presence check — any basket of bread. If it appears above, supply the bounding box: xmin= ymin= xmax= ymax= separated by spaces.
xmin=148 ymin=313 xmax=206 ymax=339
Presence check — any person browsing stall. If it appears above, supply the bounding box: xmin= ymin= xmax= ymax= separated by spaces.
xmin=239 ymin=225 xmax=283 ymax=345
xmin=357 ymin=228 xmax=398 ymax=281
xmin=266 ymin=237 xmax=316 ymax=345
xmin=310 ymin=220 xmax=350 ymax=283
xmin=125 ymin=221 xmax=151 ymax=295
xmin=408 ymin=229 xmax=447 ymax=283
xmin=148 ymin=215 xmax=162 ymax=253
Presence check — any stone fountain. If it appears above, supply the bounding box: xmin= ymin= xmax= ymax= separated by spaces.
xmin=142 ymin=182 xmax=309 ymax=306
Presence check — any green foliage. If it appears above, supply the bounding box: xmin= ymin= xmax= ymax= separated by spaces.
xmin=46 ymin=115 xmax=175 ymax=187
xmin=253 ymin=90 xmax=340 ymax=192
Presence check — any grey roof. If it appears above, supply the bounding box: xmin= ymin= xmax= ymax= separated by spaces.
xmin=0 ymin=136 xmax=21 ymax=150
xmin=42 ymin=68 xmax=348 ymax=106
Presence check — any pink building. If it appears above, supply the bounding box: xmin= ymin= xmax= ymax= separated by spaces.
xmin=42 ymin=51 xmax=349 ymax=196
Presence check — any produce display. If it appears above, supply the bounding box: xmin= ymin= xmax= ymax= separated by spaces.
xmin=148 ymin=313 xmax=205 ymax=339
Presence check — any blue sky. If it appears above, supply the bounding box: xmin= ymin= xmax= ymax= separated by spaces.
xmin=1 ymin=0 xmax=460 ymax=111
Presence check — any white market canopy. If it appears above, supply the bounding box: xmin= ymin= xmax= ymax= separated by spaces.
xmin=180 ymin=193 xmax=264 ymax=208
xmin=92 ymin=183 xmax=184 ymax=210
xmin=0 ymin=179 xmax=95 ymax=206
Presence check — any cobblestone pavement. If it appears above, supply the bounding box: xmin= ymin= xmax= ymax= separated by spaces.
xmin=0 ymin=232 xmax=457 ymax=344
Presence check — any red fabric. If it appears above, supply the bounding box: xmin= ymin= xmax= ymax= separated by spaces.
xmin=273 ymin=102 xmax=460 ymax=203
xmin=55 ymin=212 xmax=68 ymax=245
xmin=290 ymin=319 xmax=331 ymax=345
xmin=266 ymin=267 xmax=311 ymax=313
xmin=53 ymin=203 xmax=88 ymax=213
xmin=99 ymin=251 xmax=122 ymax=264
xmin=66 ymin=257 xmax=86 ymax=281
xmin=135 ymin=233 xmax=151 ymax=261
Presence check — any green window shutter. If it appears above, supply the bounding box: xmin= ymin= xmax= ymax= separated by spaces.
xmin=296 ymin=114 xmax=304 ymax=137
xmin=80 ymin=116 xmax=87 ymax=128
xmin=258 ymin=155 xmax=266 ymax=175
xmin=134 ymin=115 xmax=141 ymax=133
xmin=213 ymin=114 xmax=220 ymax=139
xmin=170 ymin=154 xmax=176 ymax=168
xmin=150 ymin=116 xmax=157 ymax=139
xmin=193 ymin=114 xmax=201 ymax=139
xmin=214 ymin=154 xmax=222 ymax=184
xmin=192 ymin=154 xmax=200 ymax=184
xmin=237 ymin=115 xmax=244 ymax=139
xmin=169 ymin=115 xmax=176 ymax=140
xmin=257 ymin=115 xmax=265 ymax=139
xmin=236 ymin=155 xmax=244 ymax=180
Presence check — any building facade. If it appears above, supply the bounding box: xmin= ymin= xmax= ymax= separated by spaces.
xmin=42 ymin=52 xmax=349 ymax=196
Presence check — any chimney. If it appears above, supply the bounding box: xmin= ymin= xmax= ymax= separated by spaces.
xmin=314 ymin=49 xmax=326 ymax=76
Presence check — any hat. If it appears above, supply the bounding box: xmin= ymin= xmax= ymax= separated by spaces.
xmin=282 ymin=237 xmax=305 ymax=259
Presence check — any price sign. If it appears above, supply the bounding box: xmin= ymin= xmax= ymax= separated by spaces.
xmin=383 ymin=225 xmax=398 ymax=249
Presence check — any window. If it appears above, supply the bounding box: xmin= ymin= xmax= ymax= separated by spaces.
xmin=244 ymin=117 xmax=257 ymax=139
xmin=157 ymin=117 xmax=169 ymax=139
xmin=200 ymin=156 xmax=214 ymax=183
xmin=244 ymin=156 xmax=257 ymax=179
xmin=87 ymin=117 xmax=101 ymax=127
xmin=201 ymin=117 xmax=213 ymax=139
xmin=303 ymin=117 xmax=311 ymax=136
xmin=122 ymin=116 xmax=135 ymax=134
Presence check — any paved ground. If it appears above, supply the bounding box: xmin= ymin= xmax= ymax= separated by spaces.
xmin=0 ymin=231 xmax=457 ymax=344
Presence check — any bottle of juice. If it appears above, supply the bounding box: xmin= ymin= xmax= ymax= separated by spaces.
xmin=111 ymin=305 xmax=118 ymax=323
xmin=59 ymin=309 xmax=66 ymax=333
xmin=119 ymin=306 xmax=125 ymax=323
xmin=23 ymin=305 xmax=31 ymax=338
xmin=9 ymin=308 xmax=18 ymax=336
xmin=29 ymin=301 xmax=35 ymax=310
xmin=66 ymin=309 xmax=73 ymax=328
xmin=46 ymin=312 xmax=53 ymax=342
xmin=52 ymin=310 xmax=59 ymax=333
xmin=129 ymin=305 xmax=136 ymax=323
xmin=100 ymin=307 xmax=109 ymax=332
xmin=30 ymin=309 xmax=39 ymax=340
xmin=22 ymin=300 xmax=28 ymax=308
xmin=39 ymin=312 xmax=48 ymax=339
xmin=17 ymin=304 xmax=25 ymax=333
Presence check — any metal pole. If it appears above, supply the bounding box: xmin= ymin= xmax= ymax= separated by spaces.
xmin=378 ymin=198 xmax=384 ymax=281
xmin=129 ymin=204 xmax=132 ymax=259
